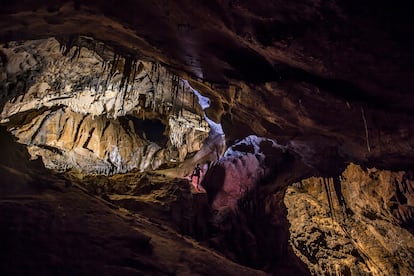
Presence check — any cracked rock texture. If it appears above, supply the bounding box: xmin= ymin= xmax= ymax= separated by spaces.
xmin=285 ymin=163 xmax=414 ymax=275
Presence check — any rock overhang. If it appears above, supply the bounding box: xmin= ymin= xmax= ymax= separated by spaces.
xmin=1 ymin=2 xmax=414 ymax=275
xmin=0 ymin=0 xmax=413 ymax=174
xmin=0 ymin=37 xmax=213 ymax=175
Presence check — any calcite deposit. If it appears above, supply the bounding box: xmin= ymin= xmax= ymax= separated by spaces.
xmin=0 ymin=38 xmax=211 ymax=174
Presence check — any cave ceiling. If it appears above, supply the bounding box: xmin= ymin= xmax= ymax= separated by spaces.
xmin=1 ymin=0 xmax=414 ymax=174
xmin=2 ymin=1 xmax=414 ymax=275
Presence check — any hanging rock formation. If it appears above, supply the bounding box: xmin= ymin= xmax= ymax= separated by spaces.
xmin=0 ymin=1 xmax=414 ymax=275
xmin=0 ymin=38 xmax=210 ymax=175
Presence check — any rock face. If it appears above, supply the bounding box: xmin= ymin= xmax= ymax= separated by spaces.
xmin=205 ymin=135 xmax=283 ymax=212
xmin=0 ymin=1 xmax=414 ymax=275
xmin=1 ymin=1 xmax=413 ymax=173
xmin=0 ymin=126 xmax=266 ymax=276
xmin=202 ymin=138 xmax=414 ymax=275
xmin=285 ymin=163 xmax=414 ymax=275
xmin=202 ymin=135 xmax=311 ymax=274
xmin=0 ymin=38 xmax=210 ymax=174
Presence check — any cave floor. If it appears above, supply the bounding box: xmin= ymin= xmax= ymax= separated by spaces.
xmin=0 ymin=176 xmax=265 ymax=275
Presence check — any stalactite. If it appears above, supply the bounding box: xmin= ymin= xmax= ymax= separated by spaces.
xmin=103 ymin=60 xmax=113 ymax=90
xmin=171 ymin=77 xmax=176 ymax=110
xmin=172 ymin=77 xmax=179 ymax=114
xmin=1 ymin=39 xmax=214 ymax=174
xmin=63 ymin=36 xmax=75 ymax=56
xmin=109 ymin=54 xmax=120 ymax=80
xmin=180 ymin=80 xmax=185 ymax=117
xmin=69 ymin=47 xmax=78 ymax=62
xmin=160 ymin=70 xmax=165 ymax=104
xmin=59 ymin=41 xmax=66 ymax=55
xmin=155 ymin=63 xmax=161 ymax=112
xmin=361 ymin=106 xmax=371 ymax=152
xmin=101 ymin=59 xmax=106 ymax=71
xmin=169 ymin=74 xmax=175 ymax=100
xmin=130 ymin=60 xmax=137 ymax=92
xmin=119 ymin=56 xmax=133 ymax=92
xmin=94 ymin=73 xmax=100 ymax=93
xmin=151 ymin=63 xmax=157 ymax=112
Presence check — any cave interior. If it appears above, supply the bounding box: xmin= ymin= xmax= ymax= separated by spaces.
xmin=0 ymin=1 xmax=414 ymax=275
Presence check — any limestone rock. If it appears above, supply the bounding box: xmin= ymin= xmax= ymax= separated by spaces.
xmin=286 ymin=164 xmax=414 ymax=275
xmin=0 ymin=38 xmax=211 ymax=175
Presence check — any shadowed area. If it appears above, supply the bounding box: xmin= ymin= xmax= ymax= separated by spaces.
xmin=0 ymin=0 xmax=414 ymax=275
xmin=0 ymin=127 xmax=266 ymax=276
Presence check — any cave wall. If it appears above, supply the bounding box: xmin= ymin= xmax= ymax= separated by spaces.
xmin=286 ymin=163 xmax=414 ymax=275
xmin=0 ymin=1 xmax=413 ymax=172
xmin=0 ymin=1 xmax=413 ymax=275
xmin=202 ymin=135 xmax=414 ymax=275
xmin=219 ymin=81 xmax=414 ymax=175
xmin=202 ymin=135 xmax=312 ymax=274
xmin=0 ymin=38 xmax=210 ymax=175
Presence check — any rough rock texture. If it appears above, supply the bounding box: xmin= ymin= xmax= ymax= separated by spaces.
xmin=0 ymin=2 xmax=413 ymax=173
xmin=11 ymin=108 xmax=157 ymax=174
xmin=202 ymin=135 xmax=312 ymax=274
xmin=65 ymin=170 xmax=210 ymax=241
xmin=0 ymin=38 xmax=210 ymax=174
xmin=0 ymin=1 xmax=414 ymax=275
xmin=0 ymin=127 xmax=266 ymax=276
xmin=285 ymin=163 xmax=414 ymax=275
xmin=206 ymin=135 xmax=283 ymax=212
xmin=221 ymin=81 xmax=414 ymax=175
xmin=0 ymin=1 xmax=413 ymax=174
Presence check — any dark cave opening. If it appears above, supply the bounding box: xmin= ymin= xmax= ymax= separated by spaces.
xmin=125 ymin=116 xmax=167 ymax=146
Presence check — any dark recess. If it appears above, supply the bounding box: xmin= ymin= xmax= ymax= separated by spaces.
xmin=126 ymin=116 xmax=167 ymax=146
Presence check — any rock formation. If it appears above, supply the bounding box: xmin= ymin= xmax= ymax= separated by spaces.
xmin=201 ymin=135 xmax=311 ymax=274
xmin=0 ymin=126 xmax=265 ymax=275
xmin=0 ymin=1 xmax=414 ymax=275
xmin=286 ymin=164 xmax=414 ymax=275
xmin=0 ymin=38 xmax=211 ymax=175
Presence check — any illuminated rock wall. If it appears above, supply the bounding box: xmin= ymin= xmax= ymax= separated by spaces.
xmin=285 ymin=163 xmax=414 ymax=275
xmin=0 ymin=38 xmax=210 ymax=174
xmin=201 ymin=135 xmax=307 ymax=272
xmin=207 ymin=135 xmax=283 ymax=212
